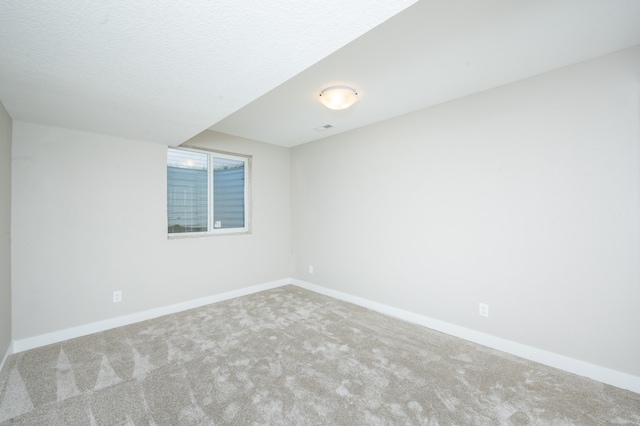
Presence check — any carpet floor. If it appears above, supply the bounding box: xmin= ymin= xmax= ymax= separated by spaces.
xmin=0 ymin=285 xmax=638 ymax=425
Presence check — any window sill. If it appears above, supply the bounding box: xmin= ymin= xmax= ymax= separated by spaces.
xmin=168 ymin=229 xmax=251 ymax=239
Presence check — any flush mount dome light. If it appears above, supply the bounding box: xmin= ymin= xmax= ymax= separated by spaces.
xmin=319 ymin=86 xmax=358 ymax=110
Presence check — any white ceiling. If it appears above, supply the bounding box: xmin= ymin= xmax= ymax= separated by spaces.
xmin=1 ymin=1 xmax=639 ymax=149
xmin=0 ymin=0 xmax=417 ymax=145
xmin=211 ymin=0 xmax=640 ymax=147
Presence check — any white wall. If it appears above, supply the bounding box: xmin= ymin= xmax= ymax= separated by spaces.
xmin=291 ymin=46 xmax=640 ymax=377
xmin=11 ymin=124 xmax=290 ymax=340
xmin=0 ymin=101 xmax=11 ymax=364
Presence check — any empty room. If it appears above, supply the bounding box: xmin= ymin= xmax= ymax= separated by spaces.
xmin=1 ymin=1 xmax=639 ymax=424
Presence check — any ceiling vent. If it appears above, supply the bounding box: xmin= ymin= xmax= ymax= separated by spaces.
xmin=314 ymin=124 xmax=334 ymax=132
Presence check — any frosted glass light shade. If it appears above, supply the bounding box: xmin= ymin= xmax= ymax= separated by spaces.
xmin=319 ymin=86 xmax=358 ymax=110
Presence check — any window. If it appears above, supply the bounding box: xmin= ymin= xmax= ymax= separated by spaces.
xmin=167 ymin=147 xmax=250 ymax=236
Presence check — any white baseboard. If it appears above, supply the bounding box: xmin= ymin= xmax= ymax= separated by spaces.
xmin=292 ymin=279 xmax=640 ymax=394
xmin=12 ymin=278 xmax=291 ymax=353
xmin=0 ymin=341 xmax=13 ymax=378
xmin=10 ymin=277 xmax=639 ymax=394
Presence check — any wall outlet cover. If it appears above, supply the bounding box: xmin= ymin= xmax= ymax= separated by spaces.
xmin=479 ymin=303 xmax=489 ymax=317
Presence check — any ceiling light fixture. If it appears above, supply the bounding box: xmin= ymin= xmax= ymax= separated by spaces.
xmin=319 ymin=86 xmax=358 ymax=110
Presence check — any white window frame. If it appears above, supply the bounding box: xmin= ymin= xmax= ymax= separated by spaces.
xmin=167 ymin=146 xmax=251 ymax=238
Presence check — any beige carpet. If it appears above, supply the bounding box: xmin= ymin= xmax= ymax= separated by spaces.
xmin=0 ymin=285 xmax=638 ymax=425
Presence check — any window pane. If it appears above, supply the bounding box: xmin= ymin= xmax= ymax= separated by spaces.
xmin=167 ymin=149 xmax=209 ymax=233
xmin=213 ymin=156 xmax=245 ymax=229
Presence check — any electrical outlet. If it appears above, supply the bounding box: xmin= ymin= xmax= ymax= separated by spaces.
xmin=113 ymin=291 xmax=122 ymax=303
xmin=309 ymin=265 xmax=314 ymax=274
xmin=479 ymin=303 xmax=489 ymax=317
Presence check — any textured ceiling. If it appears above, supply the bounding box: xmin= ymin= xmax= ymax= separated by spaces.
xmin=211 ymin=0 xmax=640 ymax=147
xmin=2 ymin=1 xmax=639 ymax=149
xmin=0 ymin=0 xmax=417 ymax=145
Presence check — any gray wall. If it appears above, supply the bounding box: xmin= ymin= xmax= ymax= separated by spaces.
xmin=11 ymin=125 xmax=290 ymax=339
xmin=291 ymin=46 xmax=640 ymax=376
xmin=0 ymin=101 xmax=11 ymax=366
xmin=5 ymin=44 xmax=639 ymax=383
